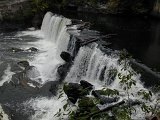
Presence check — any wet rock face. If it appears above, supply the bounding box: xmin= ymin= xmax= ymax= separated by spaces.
xmin=60 ymin=51 xmax=73 ymax=62
xmin=12 ymin=61 xmax=41 ymax=88
xmin=57 ymin=63 xmax=71 ymax=81
xmin=17 ymin=61 xmax=30 ymax=69
xmin=57 ymin=52 xmax=73 ymax=81
xmin=32 ymin=14 xmax=44 ymax=29
xmin=80 ymin=80 xmax=94 ymax=90
xmin=64 ymin=83 xmax=82 ymax=104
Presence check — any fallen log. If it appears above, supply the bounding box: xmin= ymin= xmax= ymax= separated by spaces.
xmin=88 ymin=100 xmax=125 ymax=118
xmin=92 ymin=90 xmax=119 ymax=104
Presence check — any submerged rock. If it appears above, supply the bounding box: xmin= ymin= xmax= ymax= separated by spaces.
xmin=11 ymin=71 xmax=40 ymax=88
xmin=12 ymin=61 xmax=41 ymax=88
xmin=10 ymin=47 xmax=24 ymax=53
xmin=26 ymin=47 xmax=38 ymax=52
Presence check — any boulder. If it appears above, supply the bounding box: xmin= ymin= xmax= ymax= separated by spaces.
xmin=11 ymin=71 xmax=40 ymax=88
xmin=63 ymin=83 xmax=82 ymax=104
xmin=17 ymin=61 xmax=30 ymax=69
xmin=60 ymin=51 xmax=73 ymax=62
xmin=63 ymin=81 xmax=94 ymax=104
xmin=57 ymin=63 xmax=71 ymax=81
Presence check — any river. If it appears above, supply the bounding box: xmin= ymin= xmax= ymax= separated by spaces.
xmin=0 ymin=12 xmax=160 ymax=120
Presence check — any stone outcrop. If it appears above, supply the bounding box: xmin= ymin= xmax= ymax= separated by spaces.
xmin=0 ymin=0 xmax=33 ymax=22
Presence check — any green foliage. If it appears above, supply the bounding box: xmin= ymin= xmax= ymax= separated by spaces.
xmin=97 ymin=88 xmax=119 ymax=97
xmin=138 ymin=89 xmax=152 ymax=101
xmin=112 ymin=106 xmax=131 ymax=120
xmin=69 ymin=97 xmax=99 ymax=120
xmin=31 ymin=0 xmax=48 ymax=13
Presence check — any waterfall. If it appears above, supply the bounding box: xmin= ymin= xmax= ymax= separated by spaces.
xmin=66 ymin=44 xmax=145 ymax=94
xmin=41 ymin=12 xmax=71 ymax=55
xmin=23 ymin=12 xmax=72 ymax=84
xmin=17 ymin=12 xmax=159 ymax=120
xmin=65 ymin=44 xmax=160 ymax=120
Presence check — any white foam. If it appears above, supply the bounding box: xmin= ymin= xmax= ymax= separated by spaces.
xmin=0 ymin=64 xmax=14 ymax=86
xmin=0 ymin=104 xmax=10 ymax=120
xmin=23 ymin=93 xmax=75 ymax=120
xmin=65 ymin=45 xmax=160 ymax=119
xmin=18 ymin=12 xmax=160 ymax=120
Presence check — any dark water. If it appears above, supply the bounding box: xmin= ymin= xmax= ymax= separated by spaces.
xmin=59 ymin=11 xmax=160 ymax=72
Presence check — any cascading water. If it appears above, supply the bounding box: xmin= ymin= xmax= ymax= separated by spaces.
xmin=65 ymin=44 xmax=142 ymax=90
xmin=20 ymin=12 xmax=159 ymax=120
xmin=65 ymin=44 xmax=160 ymax=119
xmin=21 ymin=12 xmax=72 ymax=84
xmin=41 ymin=12 xmax=71 ymax=54
xmin=1 ymin=11 xmax=159 ymax=120
xmin=14 ymin=12 xmax=75 ymax=120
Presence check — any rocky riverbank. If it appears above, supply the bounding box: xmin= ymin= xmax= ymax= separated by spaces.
xmin=0 ymin=0 xmax=160 ymax=30
xmin=0 ymin=0 xmax=33 ymax=22
xmin=0 ymin=0 xmax=44 ymax=30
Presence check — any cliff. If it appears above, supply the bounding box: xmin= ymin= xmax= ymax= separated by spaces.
xmin=0 ymin=0 xmax=33 ymax=23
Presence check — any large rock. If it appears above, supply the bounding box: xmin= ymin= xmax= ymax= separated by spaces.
xmin=11 ymin=71 xmax=40 ymax=88
xmin=57 ymin=63 xmax=71 ymax=81
xmin=63 ymin=80 xmax=94 ymax=104
xmin=63 ymin=83 xmax=83 ymax=104
xmin=17 ymin=61 xmax=29 ymax=69
xmin=60 ymin=51 xmax=73 ymax=62
xmin=12 ymin=61 xmax=41 ymax=88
